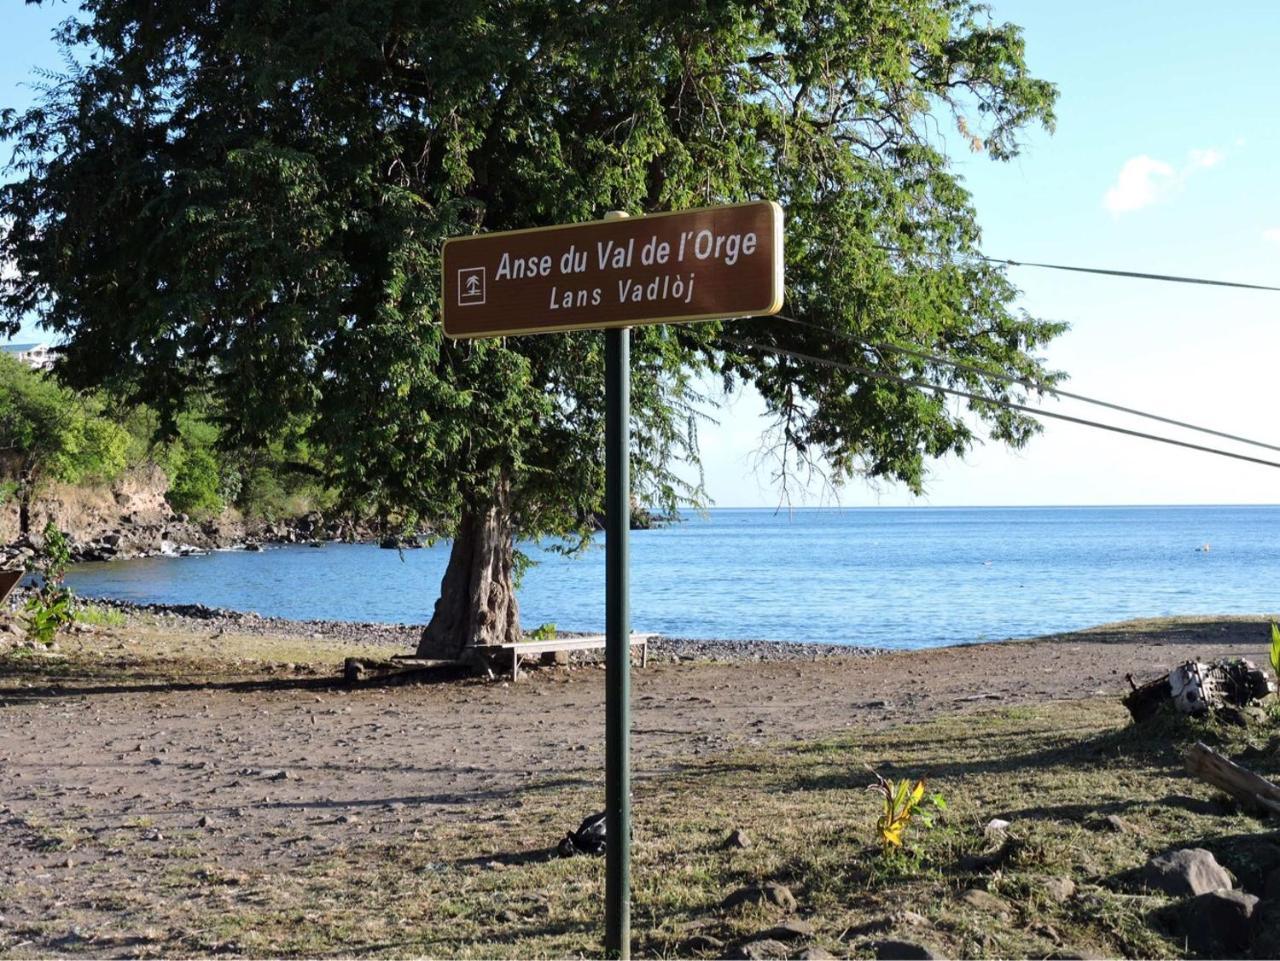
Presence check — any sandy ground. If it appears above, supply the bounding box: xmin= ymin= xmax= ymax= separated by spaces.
xmin=0 ymin=613 xmax=1273 ymax=956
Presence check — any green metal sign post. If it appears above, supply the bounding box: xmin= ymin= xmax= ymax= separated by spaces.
xmin=441 ymin=201 xmax=782 ymax=959
xmin=602 ymin=209 xmax=632 ymax=959
xmin=604 ymin=322 xmax=631 ymax=958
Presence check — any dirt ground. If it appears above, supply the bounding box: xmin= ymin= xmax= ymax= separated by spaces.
xmin=0 ymin=614 xmax=1274 ymax=957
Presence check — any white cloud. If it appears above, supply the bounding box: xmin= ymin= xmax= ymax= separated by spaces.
xmin=1103 ymin=155 xmax=1176 ymax=213
xmin=1186 ymin=147 xmax=1224 ymax=169
xmin=1264 ymin=228 xmax=1280 ymax=245
xmin=1102 ymin=147 xmax=1227 ymax=215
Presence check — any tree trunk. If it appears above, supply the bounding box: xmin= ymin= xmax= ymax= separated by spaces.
xmin=417 ymin=480 xmax=521 ymax=658
xmin=18 ymin=477 xmax=32 ymax=538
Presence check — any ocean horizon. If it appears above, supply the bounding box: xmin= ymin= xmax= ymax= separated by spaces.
xmin=64 ymin=504 xmax=1280 ymax=649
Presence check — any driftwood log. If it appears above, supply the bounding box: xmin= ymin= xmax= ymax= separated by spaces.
xmin=342 ymin=655 xmax=460 ymax=685
xmin=1184 ymin=741 xmax=1280 ymax=816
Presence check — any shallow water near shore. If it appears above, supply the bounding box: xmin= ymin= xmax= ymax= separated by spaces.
xmin=65 ymin=505 xmax=1280 ymax=649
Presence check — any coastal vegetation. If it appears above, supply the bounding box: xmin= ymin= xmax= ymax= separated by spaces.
xmin=0 ymin=353 xmax=127 ymax=534
xmin=0 ymin=353 xmax=343 ymax=537
xmin=2 ymin=1 xmax=1064 ymax=657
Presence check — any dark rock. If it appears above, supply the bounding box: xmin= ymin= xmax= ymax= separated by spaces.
xmin=1043 ymin=876 xmax=1076 ymax=903
xmin=727 ymin=939 xmax=790 ymax=960
xmin=1177 ymin=889 xmax=1258 ymax=954
xmin=1142 ymin=848 xmax=1233 ymax=896
xmin=871 ymin=939 xmax=938 ymax=960
xmin=682 ymin=934 xmax=726 ymax=953
xmin=958 ymin=889 xmax=1011 ymax=919
xmin=958 ymin=836 xmax=1019 ymax=871
xmin=1250 ymin=898 xmax=1280 ymax=958
xmin=723 ymin=828 xmax=752 ymax=849
xmin=754 ymin=918 xmax=813 ymax=941
xmin=723 ymin=882 xmax=797 ymax=912
xmin=1100 ymin=813 xmax=1137 ymax=834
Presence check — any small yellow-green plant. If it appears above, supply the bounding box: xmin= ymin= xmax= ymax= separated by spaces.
xmin=867 ymin=767 xmax=946 ymax=853
xmin=1270 ymin=622 xmax=1280 ymax=680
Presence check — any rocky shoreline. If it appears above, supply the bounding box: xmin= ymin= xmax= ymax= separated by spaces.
xmin=28 ymin=591 xmax=884 ymax=664
xmin=0 ymin=510 xmax=391 ymax=569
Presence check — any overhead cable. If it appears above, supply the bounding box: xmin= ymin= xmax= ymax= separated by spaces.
xmin=720 ymin=336 xmax=1280 ymax=471
xmin=875 ymin=246 xmax=1280 ymax=293
xmin=773 ymin=313 xmax=1280 ymax=454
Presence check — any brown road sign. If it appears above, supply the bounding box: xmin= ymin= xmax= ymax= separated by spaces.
xmin=441 ymin=200 xmax=783 ymax=338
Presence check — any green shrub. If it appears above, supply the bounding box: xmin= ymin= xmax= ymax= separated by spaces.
xmin=23 ymin=522 xmax=76 ymax=645
xmin=166 ymin=446 xmax=224 ymax=517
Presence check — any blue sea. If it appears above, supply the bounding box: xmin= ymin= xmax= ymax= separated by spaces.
xmin=64 ymin=506 xmax=1280 ymax=650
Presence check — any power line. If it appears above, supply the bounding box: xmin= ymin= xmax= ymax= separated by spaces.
xmin=720 ymin=335 xmax=1280 ymax=471
xmin=774 ymin=313 xmax=1280 ymax=454
xmin=988 ymin=256 xmax=1280 ymax=293
xmin=876 ymin=246 xmax=1280 ymax=293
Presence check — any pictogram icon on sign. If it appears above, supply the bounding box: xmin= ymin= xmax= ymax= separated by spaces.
xmin=457 ymin=267 xmax=486 ymax=306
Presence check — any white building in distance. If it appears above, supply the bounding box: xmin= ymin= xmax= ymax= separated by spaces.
xmin=1 ymin=342 xmax=56 ymax=371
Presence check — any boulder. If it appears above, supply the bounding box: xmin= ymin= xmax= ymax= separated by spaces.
xmin=1142 ymin=848 xmax=1233 ymax=897
xmin=871 ymin=940 xmax=938 ymax=960
xmin=722 ymin=882 xmax=797 ymax=913
xmin=1043 ymin=876 xmax=1076 ymax=903
xmin=958 ymin=888 xmax=1011 ymax=920
xmin=726 ymin=939 xmax=789 ymax=960
xmin=682 ymin=934 xmax=726 ymax=954
xmin=1177 ymin=889 xmax=1258 ymax=955
xmin=753 ymin=919 xmax=812 ymax=941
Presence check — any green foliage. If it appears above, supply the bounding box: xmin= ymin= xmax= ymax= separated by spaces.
xmin=868 ymin=767 xmax=946 ymax=855
xmin=22 ymin=521 xmax=75 ymax=646
xmin=1 ymin=1 xmax=1062 ymax=640
xmin=233 ymin=428 xmax=338 ymax=522
xmin=166 ymin=446 xmax=224 ymax=518
xmin=525 ymin=622 xmax=558 ymax=642
xmin=0 ymin=356 xmax=128 ymax=519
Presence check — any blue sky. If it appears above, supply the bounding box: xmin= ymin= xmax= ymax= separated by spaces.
xmin=2 ymin=2 xmax=1278 ymax=507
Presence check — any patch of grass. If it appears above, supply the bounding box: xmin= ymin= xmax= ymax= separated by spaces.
xmin=92 ymin=697 xmax=1275 ymax=959
xmin=75 ymin=603 xmax=127 ymax=628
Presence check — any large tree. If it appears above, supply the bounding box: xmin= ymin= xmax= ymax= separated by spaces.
xmin=1 ymin=0 xmax=1061 ymax=656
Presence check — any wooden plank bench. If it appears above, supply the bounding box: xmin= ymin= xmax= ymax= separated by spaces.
xmin=499 ymin=633 xmax=653 ymax=681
